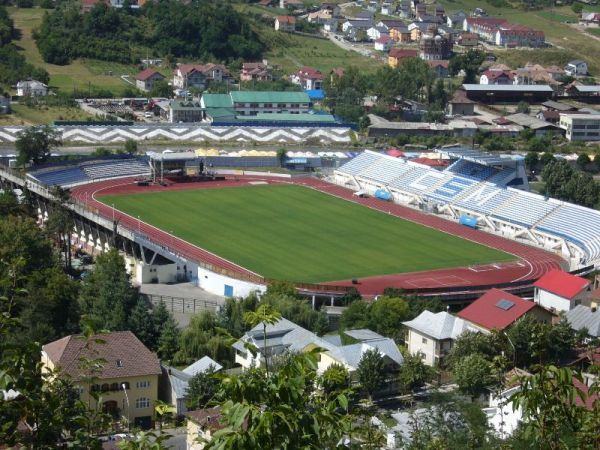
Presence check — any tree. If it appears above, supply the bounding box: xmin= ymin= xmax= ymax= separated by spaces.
xmin=452 ymin=353 xmax=501 ymax=398
xmin=149 ymin=79 xmax=171 ymax=98
xmin=243 ymin=304 xmax=282 ymax=376
xmin=0 ymin=190 xmax=21 ymax=217
xmin=516 ymin=101 xmax=530 ymax=114
xmin=357 ymin=348 xmax=386 ymax=401
xmin=572 ymin=2 xmax=583 ymax=13
xmin=319 ymin=363 xmax=350 ymax=395
xmin=449 ymin=49 xmax=485 ymax=83
xmin=46 ymin=186 xmax=74 ymax=271
xmin=79 ymin=248 xmax=139 ymax=331
xmin=175 ymin=311 xmax=231 ymax=367
xmin=367 ymin=296 xmax=411 ymax=342
xmin=398 ymin=352 xmax=436 ymax=393
xmin=276 ymin=148 xmax=287 ymax=167
xmin=340 ymin=299 xmax=370 ymax=331
xmin=157 ymin=317 xmax=180 ymax=362
xmin=577 ymin=152 xmax=591 ymax=170
xmin=124 ymin=139 xmax=138 ymax=155
xmin=185 ymin=366 xmax=221 ymax=410
xmin=540 ymin=152 xmax=556 ymax=166
xmin=205 ymin=352 xmax=350 ymax=449
xmin=15 ymin=125 xmax=62 ymax=166
xmin=129 ymin=298 xmax=156 ymax=349
xmin=525 ymin=151 xmax=539 ymax=170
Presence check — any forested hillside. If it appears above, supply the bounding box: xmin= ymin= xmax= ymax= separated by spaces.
xmin=34 ymin=0 xmax=265 ymax=65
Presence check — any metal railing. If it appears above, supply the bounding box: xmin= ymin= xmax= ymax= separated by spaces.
xmin=143 ymin=294 xmax=219 ymax=314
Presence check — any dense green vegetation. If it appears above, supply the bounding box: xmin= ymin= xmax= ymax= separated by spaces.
xmin=34 ymin=1 xmax=264 ymax=65
xmin=100 ymin=184 xmax=514 ymax=283
xmin=0 ymin=6 xmax=48 ymax=87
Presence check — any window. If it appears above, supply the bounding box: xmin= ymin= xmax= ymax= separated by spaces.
xmin=422 ymin=337 xmax=428 ymax=344
xmin=135 ymin=397 xmax=150 ymax=409
xmin=136 ymin=380 xmax=150 ymax=389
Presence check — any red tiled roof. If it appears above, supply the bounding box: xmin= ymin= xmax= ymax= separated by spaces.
xmin=482 ymin=69 xmax=514 ymax=80
xmin=466 ymin=17 xmax=509 ymax=27
xmin=185 ymin=407 xmax=225 ymax=431
xmin=296 ymin=66 xmax=323 ymax=80
xmin=277 ymin=15 xmax=296 ymax=24
xmin=135 ymin=68 xmax=164 ymax=81
xmin=573 ymin=377 xmax=598 ymax=411
xmin=43 ymin=331 xmax=161 ymax=381
xmin=389 ymin=48 xmax=418 ymax=59
xmin=533 ymin=269 xmax=590 ymax=299
xmin=376 ymin=35 xmax=392 ymax=44
xmin=458 ymin=288 xmax=536 ymax=330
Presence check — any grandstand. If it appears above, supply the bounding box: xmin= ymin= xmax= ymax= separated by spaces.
xmin=28 ymin=157 xmax=150 ymax=187
xmin=334 ymin=150 xmax=600 ymax=267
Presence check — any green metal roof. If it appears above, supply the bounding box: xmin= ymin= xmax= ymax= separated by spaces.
xmin=230 ymin=91 xmax=310 ymax=104
xmin=205 ymin=107 xmax=236 ymax=119
xmin=238 ymin=113 xmax=336 ymax=123
xmin=169 ymin=100 xmax=202 ymax=111
xmin=201 ymin=93 xmax=233 ymax=108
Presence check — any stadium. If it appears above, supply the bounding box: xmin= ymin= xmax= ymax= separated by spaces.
xmin=15 ymin=147 xmax=598 ymax=298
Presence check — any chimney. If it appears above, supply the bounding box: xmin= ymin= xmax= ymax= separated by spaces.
xmin=592 ymin=307 xmax=597 ymax=313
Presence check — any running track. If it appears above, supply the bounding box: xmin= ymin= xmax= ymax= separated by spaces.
xmin=71 ymin=176 xmax=566 ymax=296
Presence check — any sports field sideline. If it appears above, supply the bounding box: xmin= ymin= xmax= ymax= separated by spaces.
xmin=100 ymin=184 xmax=515 ymax=283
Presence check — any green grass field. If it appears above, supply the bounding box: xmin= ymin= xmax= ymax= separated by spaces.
xmin=100 ymin=184 xmax=514 ymax=283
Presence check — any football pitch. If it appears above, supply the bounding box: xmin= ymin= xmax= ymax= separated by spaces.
xmin=100 ymin=184 xmax=515 ymax=283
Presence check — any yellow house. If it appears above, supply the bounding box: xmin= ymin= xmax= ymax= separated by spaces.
xmin=185 ymin=407 xmax=224 ymax=450
xmin=41 ymin=331 xmax=161 ymax=429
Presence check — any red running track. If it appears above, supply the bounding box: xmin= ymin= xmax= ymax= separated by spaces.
xmin=71 ymin=176 xmax=566 ymax=296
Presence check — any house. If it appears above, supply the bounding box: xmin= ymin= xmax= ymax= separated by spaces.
xmin=323 ymin=19 xmax=338 ymax=32
xmin=279 ymin=0 xmax=303 ymax=9
xmin=447 ymin=11 xmax=466 ymax=28
xmin=419 ymin=26 xmax=453 ymax=60
xmin=495 ymin=24 xmax=545 ymax=48
xmin=580 ymin=11 xmax=600 ymax=27
xmin=533 ymin=269 xmax=591 ymax=313
xmin=16 ymin=80 xmax=48 ymax=97
xmin=515 ymin=64 xmax=566 ymax=86
xmin=457 ymin=32 xmax=478 ymax=47
xmin=388 ymin=48 xmax=418 ymax=68
xmin=480 ymin=69 xmax=514 ymax=85
xmin=135 ymin=68 xmax=166 ymax=93
xmin=415 ymin=2 xmax=426 ymax=18
xmin=381 ymin=2 xmax=395 ymax=15
xmin=320 ymin=2 xmax=341 ymax=18
xmin=536 ymin=110 xmax=561 ymax=124
xmin=185 ymin=407 xmax=224 ymax=450
xmin=402 ymin=311 xmax=472 ymax=366
xmin=375 ymin=35 xmax=394 ymax=51
xmin=427 ymin=60 xmax=449 ymax=77
xmin=317 ymin=329 xmax=404 ymax=375
xmin=342 ymin=19 xmax=373 ymax=34
xmin=566 ymin=305 xmax=600 ymax=338
xmin=386 ymin=24 xmax=410 ymax=42
xmin=169 ymin=100 xmax=203 ymax=123
xmin=504 ymin=113 xmax=563 ymax=136
xmin=399 ymin=0 xmax=411 ymax=18
xmin=463 ymin=17 xmax=509 ymax=42
xmin=275 ymin=15 xmax=296 ymax=32
xmin=367 ymin=25 xmax=390 ymax=41
xmin=458 ymin=288 xmax=554 ymax=332
xmin=172 ymin=63 xmax=230 ymax=91
xmin=41 ymin=331 xmax=161 ymax=429
xmin=232 ymin=317 xmax=337 ymax=369
xmin=240 ymin=62 xmax=273 ymax=82
xmin=160 ymin=356 xmax=223 ymax=416
xmin=447 ymin=89 xmax=475 ymax=115
xmin=482 ymin=368 xmax=530 ymax=438
xmin=291 ymin=67 xmax=323 ymax=90
xmin=565 ymin=60 xmax=588 ymax=77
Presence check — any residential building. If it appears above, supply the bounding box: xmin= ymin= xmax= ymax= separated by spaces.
xmin=458 ymin=288 xmax=554 ymax=332
xmin=515 ymin=64 xmax=566 ymax=86
xmin=185 ymin=407 xmax=223 ymax=450
xmin=504 ymin=113 xmax=563 ymax=136
xmin=482 ymin=369 xmax=530 ymax=438
xmin=480 ymin=69 xmax=514 ymax=85
xmin=160 ymin=356 xmax=223 ymax=416
xmin=399 ymin=0 xmax=411 ymax=18
xmin=240 ymin=62 xmax=273 ymax=82
xmin=580 ymin=11 xmax=600 ymax=26
xmin=323 ymin=19 xmax=338 ymax=32
xmin=290 ymin=67 xmax=323 ymax=90
xmin=419 ymin=26 xmax=453 ymax=60
xmin=463 ymin=17 xmax=509 ymax=41
xmin=389 ymin=25 xmax=412 ymax=42
xmin=447 ymin=11 xmax=466 ymax=28
xmin=275 ymin=15 xmax=296 ymax=32
xmin=388 ymin=48 xmax=418 ymax=68
xmin=375 ymin=35 xmax=394 ymax=51
xmin=565 ymin=59 xmax=588 ymax=76
xmin=457 ymin=32 xmax=478 ymax=46
xmin=533 ymin=269 xmax=591 ymax=313
xmin=427 ymin=60 xmax=449 ymax=77
xmin=172 ymin=63 xmax=230 ymax=91
xmin=381 ymin=2 xmax=395 ymax=15
xmin=402 ymin=311 xmax=472 ymax=366
xmin=232 ymin=317 xmax=337 ymax=369
xmin=135 ymin=68 xmax=166 ymax=93
xmin=16 ymin=80 xmax=48 ymax=97
xmin=447 ymin=89 xmax=475 ymax=115
xmin=169 ymin=100 xmax=203 ymax=123
xmin=342 ymin=19 xmax=373 ymax=34
xmin=41 ymin=331 xmax=161 ymax=429
xmin=280 ymin=0 xmax=303 ymax=9
xmin=367 ymin=25 xmax=390 ymax=41
xmin=317 ymin=329 xmax=404 ymax=375
xmin=566 ymin=305 xmax=600 ymax=339
xmin=495 ymin=25 xmax=545 ymax=48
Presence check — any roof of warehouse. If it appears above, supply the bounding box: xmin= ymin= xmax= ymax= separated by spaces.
xmin=230 ymin=91 xmax=310 ymax=104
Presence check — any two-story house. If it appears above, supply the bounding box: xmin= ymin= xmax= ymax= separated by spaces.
xmin=291 ymin=67 xmax=324 ymax=90
xmin=403 ymin=311 xmax=472 ymax=366
xmin=135 ymin=68 xmax=166 ymax=93
xmin=240 ymin=62 xmax=273 ymax=82
xmin=16 ymin=80 xmax=48 ymax=97
xmin=275 ymin=15 xmax=296 ymax=32
xmin=41 ymin=331 xmax=161 ymax=429
xmin=172 ymin=64 xmax=231 ymax=91
xmin=533 ymin=269 xmax=591 ymax=313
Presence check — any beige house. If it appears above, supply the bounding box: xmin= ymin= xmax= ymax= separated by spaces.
xmin=185 ymin=407 xmax=224 ymax=450
xmin=42 ymin=331 xmax=161 ymax=429
xmin=402 ymin=311 xmax=472 ymax=366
